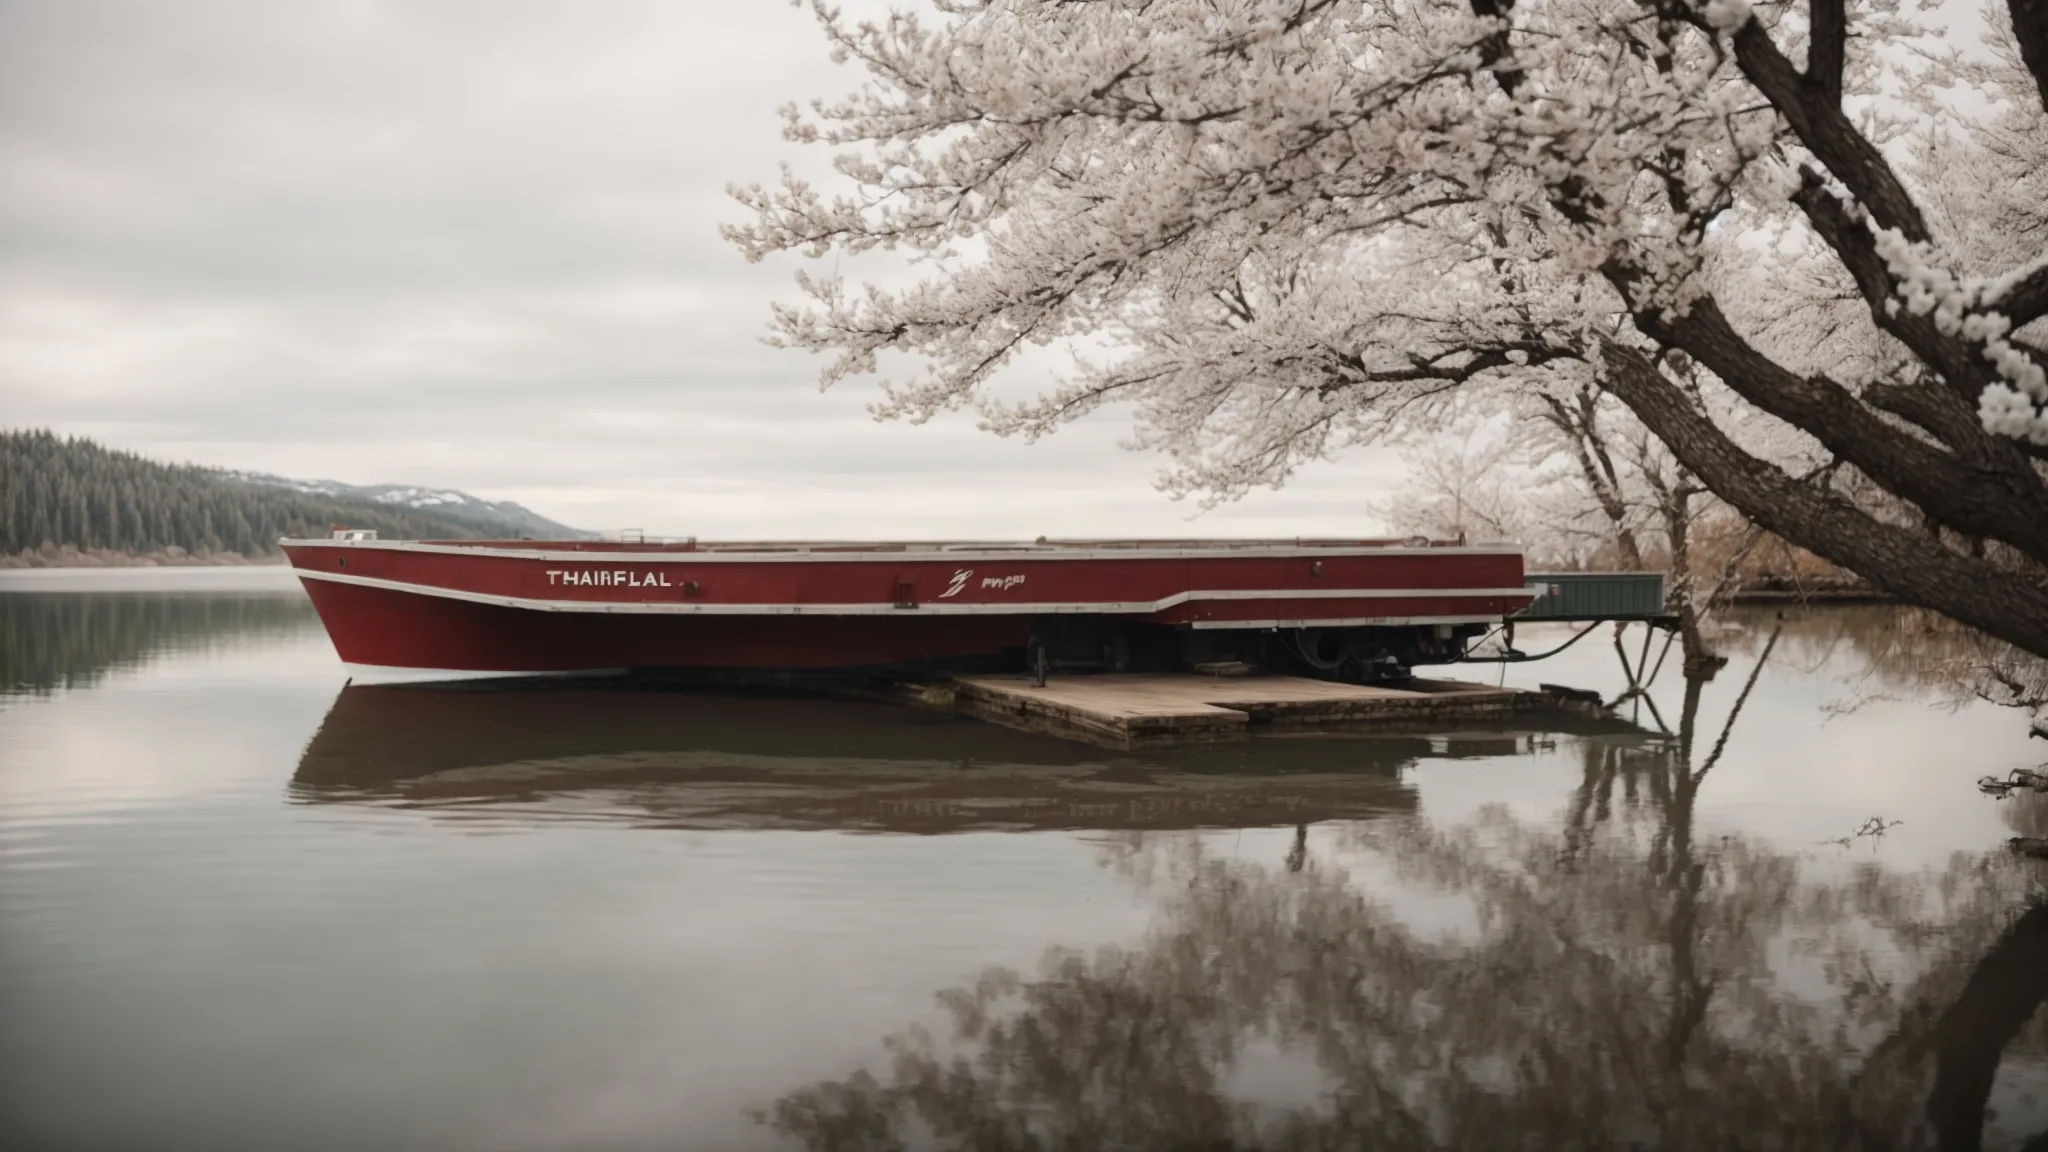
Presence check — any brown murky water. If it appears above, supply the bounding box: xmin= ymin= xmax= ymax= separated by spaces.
xmin=2 ymin=568 xmax=2044 ymax=1150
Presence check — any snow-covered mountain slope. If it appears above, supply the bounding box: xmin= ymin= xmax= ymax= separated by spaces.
xmin=210 ymin=470 xmax=593 ymax=539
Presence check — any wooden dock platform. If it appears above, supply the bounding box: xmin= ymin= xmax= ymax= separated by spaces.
xmin=949 ymin=673 xmax=1528 ymax=745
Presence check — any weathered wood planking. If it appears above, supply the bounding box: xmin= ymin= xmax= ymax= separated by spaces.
xmin=951 ymin=673 xmax=1527 ymax=744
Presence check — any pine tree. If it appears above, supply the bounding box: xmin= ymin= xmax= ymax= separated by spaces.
xmin=0 ymin=429 xmax=501 ymax=558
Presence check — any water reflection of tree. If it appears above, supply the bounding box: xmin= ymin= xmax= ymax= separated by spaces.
xmin=0 ymin=593 xmax=317 ymax=695
xmin=1747 ymin=605 xmax=2048 ymax=744
xmin=759 ymin=660 xmax=2048 ymax=1151
xmin=1742 ymin=605 xmax=2048 ymax=847
xmin=2012 ymin=792 xmax=2048 ymax=841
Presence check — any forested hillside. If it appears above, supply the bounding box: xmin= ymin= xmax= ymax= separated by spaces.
xmin=207 ymin=469 xmax=589 ymax=539
xmin=2 ymin=429 xmax=525 ymax=558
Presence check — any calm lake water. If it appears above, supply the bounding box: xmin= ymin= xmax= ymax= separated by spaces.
xmin=2 ymin=568 xmax=2044 ymax=1151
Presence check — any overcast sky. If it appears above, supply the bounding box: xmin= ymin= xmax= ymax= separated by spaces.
xmin=0 ymin=0 xmax=1415 ymax=539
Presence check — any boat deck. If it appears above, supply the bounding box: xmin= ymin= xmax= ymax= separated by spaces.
xmin=402 ymin=535 xmax=1496 ymax=555
xmin=950 ymin=672 xmax=1527 ymax=745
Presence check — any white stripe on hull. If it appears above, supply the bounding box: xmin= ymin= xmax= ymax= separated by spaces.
xmin=282 ymin=538 xmax=1522 ymax=564
xmin=1185 ymin=614 xmax=1506 ymax=630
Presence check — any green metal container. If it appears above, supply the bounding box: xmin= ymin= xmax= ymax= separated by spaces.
xmin=1516 ymin=572 xmax=1668 ymax=621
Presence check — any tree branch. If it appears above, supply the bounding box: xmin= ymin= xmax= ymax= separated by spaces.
xmin=2010 ymin=0 xmax=2048 ymax=114
xmin=1468 ymin=0 xmax=1521 ymax=94
xmin=1807 ymin=0 xmax=1847 ymax=101
xmin=1322 ymin=342 xmax=1570 ymax=395
xmin=1537 ymin=388 xmax=1648 ymax=569
xmin=1862 ymin=381 xmax=1996 ymax=452
xmin=1596 ymin=338 xmax=2048 ymax=660
xmin=1724 ymin=16 xmax=1929 ymax=240
xmin=1614 ymin=275 xmax=2048 ymax=566
xmin=1789 ymin=169 xmax=1998 ymax=406
xmin=1999 ymin=260 xmax=2048 ymax=329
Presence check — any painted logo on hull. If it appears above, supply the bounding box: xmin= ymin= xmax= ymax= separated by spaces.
xmin=547 ymin=569 xmax=670 ymax=588
xmin=937 ymin=569 xmax=1027 ymax=598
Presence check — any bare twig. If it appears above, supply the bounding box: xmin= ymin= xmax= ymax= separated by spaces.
xmin=1978 ymin=768 xmax=2048 ymax=798
xmin=1696 ymin=622 xmax=1785 ymax=782
xmin=1819 ymin=815 xmax=1904 ymax=849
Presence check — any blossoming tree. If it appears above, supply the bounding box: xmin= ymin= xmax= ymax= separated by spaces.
xmin=727 ymin=0 xmax=2048 ymax=659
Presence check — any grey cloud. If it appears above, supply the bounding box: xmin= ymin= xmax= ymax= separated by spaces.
xmin=0 ymin=0 xmax=1408 ymax=537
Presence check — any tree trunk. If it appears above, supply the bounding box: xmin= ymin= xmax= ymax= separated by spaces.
xmin=1928 ymin=901 xmax=2048 ymax=1152
xmin=1599 ymin=342 xmax=2048 ymax=661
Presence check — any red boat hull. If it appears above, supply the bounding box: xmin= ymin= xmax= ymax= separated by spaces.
xmin=297 ymin=577 xmax=1038 ymax=673
xmin=282 ymin=538 xmax=1538 ymax=677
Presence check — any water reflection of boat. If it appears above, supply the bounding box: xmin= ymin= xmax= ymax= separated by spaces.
xmin=290 ymin=684 xmax=1661 ymax=833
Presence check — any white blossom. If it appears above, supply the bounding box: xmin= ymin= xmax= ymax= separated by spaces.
xmin=726 ymin=0 xmax=2048 ymax=655
xmin=1701 ymin=0 xmax=1753 ymax=33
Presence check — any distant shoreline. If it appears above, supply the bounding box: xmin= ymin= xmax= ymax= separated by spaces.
xmin=1723 ymin=588 xmax=1893 ymax=605
xmin=1 ymin=548 xmax=289 ymax=570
